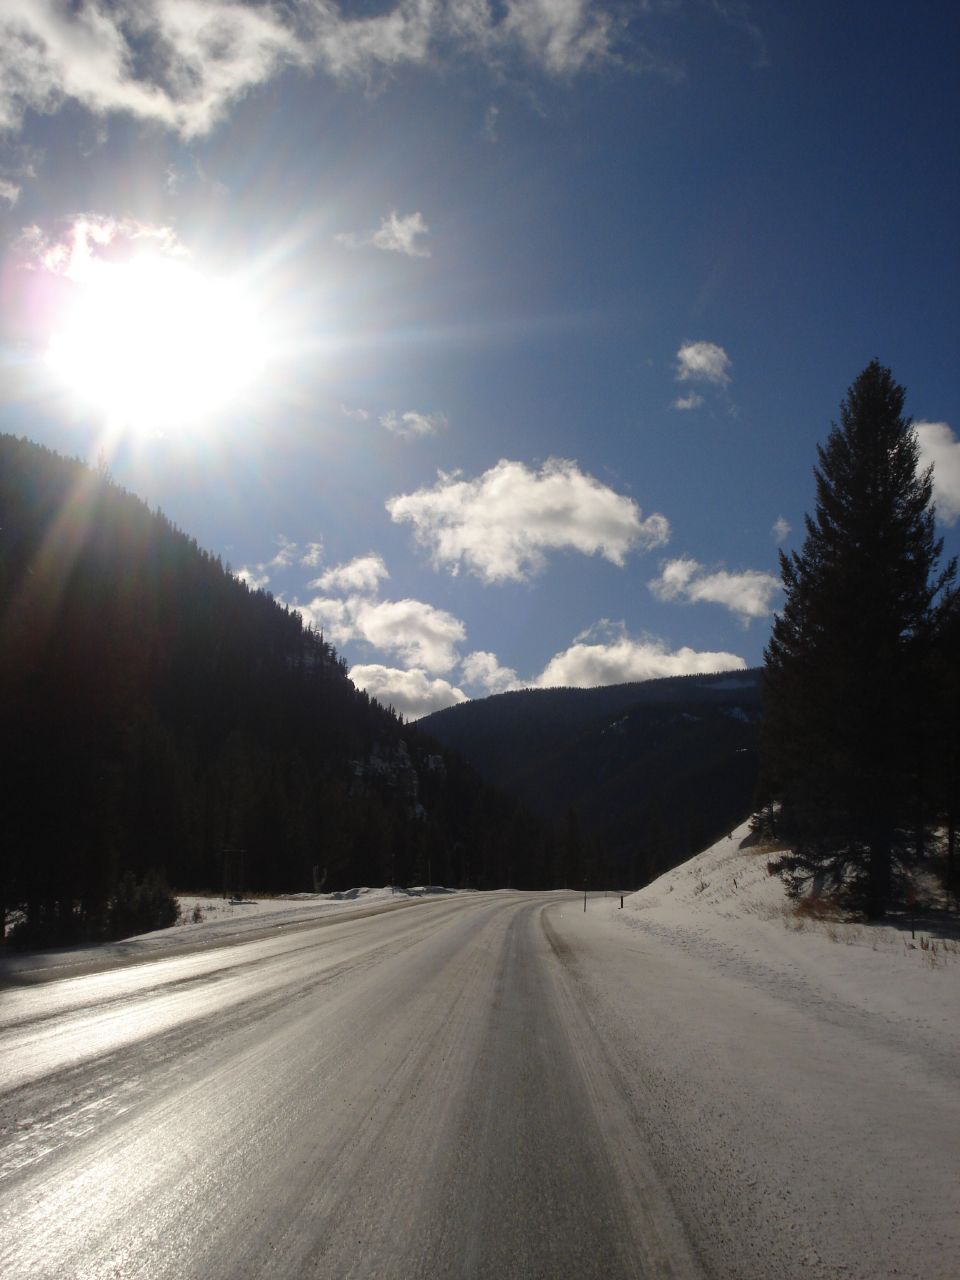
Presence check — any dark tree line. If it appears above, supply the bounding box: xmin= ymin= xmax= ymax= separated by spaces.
xmin=758 ymin=362 xmax=958 ymax=919
xmin=0 ymin=435 xmax=556 ymax=946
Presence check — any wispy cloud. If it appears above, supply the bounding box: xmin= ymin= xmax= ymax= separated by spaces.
xmin=0 ymin=177 xmax=21 ymax=206
xmin=672 ymin=392 xmax=703 ymax=412
xmin=387 ymin=457 xmax=670 ymax=583
xmin=348 ymin=664 xmax=467 ymax=721
xmin=339 ymin=404 xmax=370 ymax=422
xmin=380 ymin=409 xmax=448 ymax=439
xmin=0 ymin=2 xmax=623 ymax=141
xmin=337 ymin=211 xmax=431 ymax=258
xmin=310 ymin=553 xmax=389 ymax=595
xmin=300 ymin=541 xmax=325 ymax=568
xmin=915 ymin=420 xmax=960 ymax=525
xmin=771 ymin=515 xmax=791 ymax=544
xmin=649 ymin=556 xmax=780 ymax=622
xmin=675 ymin=340 xmax=732 ymax=387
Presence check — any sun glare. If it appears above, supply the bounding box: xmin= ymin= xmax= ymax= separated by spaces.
xmin=46 ymin=253 xmax=266 ymax=433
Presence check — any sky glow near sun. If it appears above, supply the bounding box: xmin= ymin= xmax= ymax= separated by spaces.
xmin=44 ymin=240 xmax=266 ymax=435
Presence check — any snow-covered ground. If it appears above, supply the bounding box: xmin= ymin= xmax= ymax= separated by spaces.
xmin=1 ymin=885 xmax=468 ymax=983
xmin=578 ymin=823 xmax=960 ymax=1280
xmin=617 ymin=822 xmax=959 ymax=1035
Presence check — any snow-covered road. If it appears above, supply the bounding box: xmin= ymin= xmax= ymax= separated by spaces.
xmin=0 ymin=860 xmax=956 ymax=1279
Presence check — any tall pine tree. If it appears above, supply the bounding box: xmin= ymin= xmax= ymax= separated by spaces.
xmin=760 ymin=361 xmax=955 ymax=919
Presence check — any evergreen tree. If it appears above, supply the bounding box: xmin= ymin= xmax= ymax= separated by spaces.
xmin=760 ymin=361 xmax=955 ymax=919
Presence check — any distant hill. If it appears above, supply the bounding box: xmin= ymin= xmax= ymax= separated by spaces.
xmin=419 ymin=670 xmax=762 ymax=885
xmin=0 ymin=435 xmax=553 ymax=945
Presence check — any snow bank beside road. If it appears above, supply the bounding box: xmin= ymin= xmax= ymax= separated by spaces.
xmin=1 ymin=885 xmax=465 ymax=985
xmin=617 ymin=823 xmax=960 ymax=1057
xmin=579 ymin=824 xmax=960 ymax=1280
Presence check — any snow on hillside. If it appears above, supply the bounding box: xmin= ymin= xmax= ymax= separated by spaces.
xmin=617 ymin=822 xmax=959 ymax=1053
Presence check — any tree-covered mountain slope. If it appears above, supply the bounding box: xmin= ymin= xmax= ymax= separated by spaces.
xmin=420 ymin=671 xmax=762 ymax=884
xmin=0 ymin=435 xmax=552 ymax=944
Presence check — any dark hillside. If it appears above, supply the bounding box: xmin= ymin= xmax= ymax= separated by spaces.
xmin=420 ymin=671 xmax=761 ymax=884
xmin=0 ymin=435 xmax=552 ymax=945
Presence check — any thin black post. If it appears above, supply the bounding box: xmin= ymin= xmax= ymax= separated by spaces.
xmin=620 ymin=894 xmax=623 ymax=909
xmin=583 ymin=887 xmax=587 ymax=912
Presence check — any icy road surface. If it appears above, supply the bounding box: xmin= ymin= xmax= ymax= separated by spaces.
xmin=1 ymin=887 xmax=956 ymax=1279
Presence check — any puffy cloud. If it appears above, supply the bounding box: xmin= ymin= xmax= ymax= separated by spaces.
xmin=675 ymin=341 xmax=732 ymax=387
xmin=771 ymin=516 xmax=791 ymax=544
xmin=299 ymin=593 xmax=465 ymax=673
xmin=534 ymin=631 xmax=746 ymax=688
xmin=915 ymin=420 xmax=960 ymax=525
xmin=649 ymin=556 xmax=780 ymax=622
xmin=387 ymin=457 xmax=670 ymax=583
xmin=310 ymin=553 xmax=390 ymax=595
xmin=0 ymin=2 xmax=620 ymax=141
xmin=348 ymin=664 xmax=467 ymax=721
xmin=380 ymin=409 xmax=448 ymax=439
xmin=461 ymin=649 xmax=521 ymax=694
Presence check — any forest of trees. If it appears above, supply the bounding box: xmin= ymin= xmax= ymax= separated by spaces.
xmin=420 ymin=670 xmax=762 ymax=886
xmin=757 ymin=361 xmax=959 ymax=919
xmin=0 ymin=435 xmax=555 ymax=947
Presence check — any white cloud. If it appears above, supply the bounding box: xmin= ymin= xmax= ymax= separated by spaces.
xmin=502 ymin=0 xmax=613 ymax=75
xmin=339 ymin=404 xmax=370 ymax=421
xmin=337 ymin=210 xmax=431 ymax=258
xmin=267 ymin=534 xmax=298 ymax=569
xmin=387 ymin=457 xmax=670 ymax=583
xmin=348 ymin=664 xmax=467 ymax=721
xmin=771 ymin=516 xmax=791 ymax=544
xmin=17 ymin=215 xmax=185 ymax=281
xmin=380 ymin=409 xmax=448 ymax=439
xmin=675 ymin=341 xmax=732 ymax=387
xmin=534 ymin=632 xmax=746 ymax=688
xmin=915 ymin=420 xmax=960 ymax=525
xmin=0 ymin=178 xmax=21 ymax=206
xmin=298 ymin=594 xmax=354 ymax=644
xmin=0 ymin=2 xmax=620 ymax=141
xmin=461 ymin=649 xmax=521 ymax=694
xmin=483 ymin=103 xmax=500 ymax=142
xmin=672 ymin=392 xmax=703 ymax=411
xmin=300 ymin=541 xmax=325 ymax=568
xmin=649 ymin=556 xmax=780 ymax=622
xmin=310 ymin=553 xmax=389 ymax=595
xmin=235 ymin=566 xmax=270 ymax=590
xmin=299 ymin=593 xmax=465 ymax=673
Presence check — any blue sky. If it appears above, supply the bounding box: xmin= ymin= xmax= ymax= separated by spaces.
xmin=2 ymin=1 xmax=958 ymax=718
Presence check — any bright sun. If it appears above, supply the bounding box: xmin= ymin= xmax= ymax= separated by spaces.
xmin=47 ymin=252 xmax=265 ymax=433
